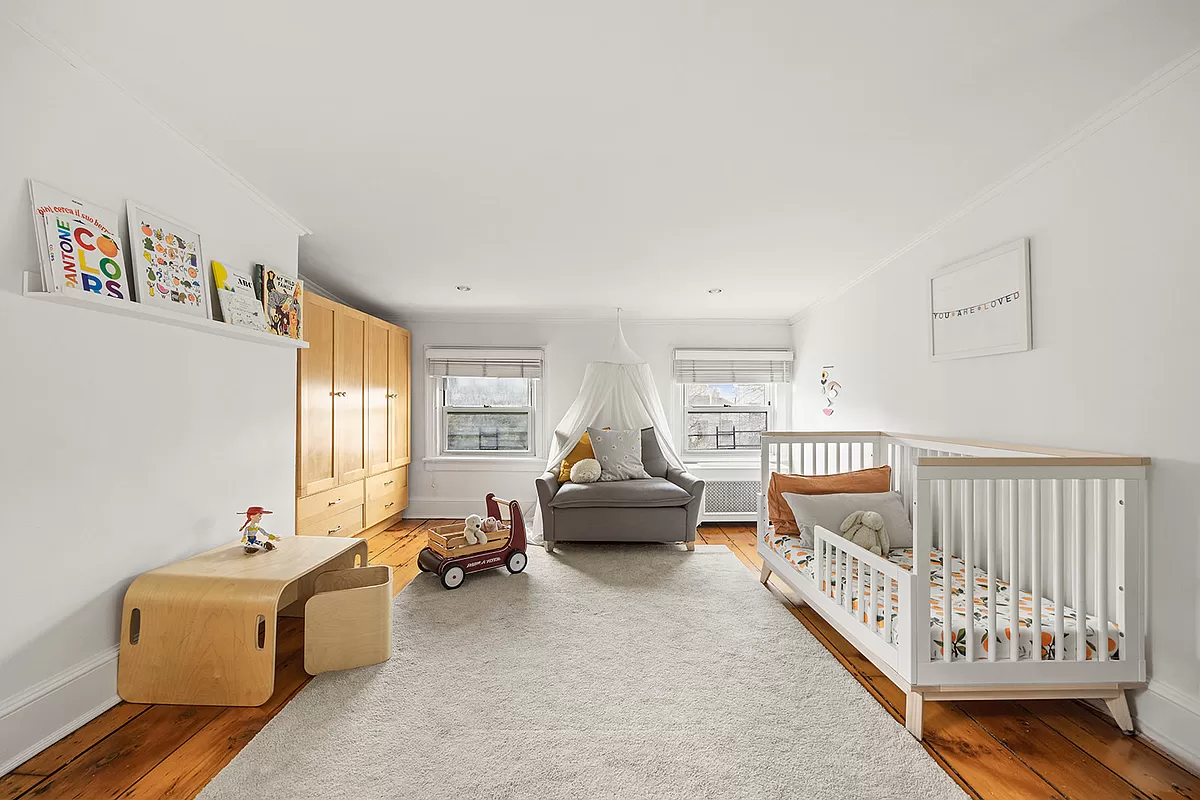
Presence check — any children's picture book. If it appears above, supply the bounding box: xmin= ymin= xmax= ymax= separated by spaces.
xmin=211 ymin=261 xmax=268 ymax=332
xmin=258 ymin=265 xmax=303 ymax=339
xmin=127 ymin=202 xmax=210 ymax=319
xmin=29 ymin=180 xmax=132 ymax=302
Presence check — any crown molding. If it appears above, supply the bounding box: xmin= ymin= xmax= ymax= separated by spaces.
xmin=787 ymin=43 xmax=1200 ymax=326
xmin=390 ymin=310 xmax=793 ymax=327
xmin=297 ymin=272 xmax=353 ymax=307
xmin=4 ymin=7 xmax=311 ymax=237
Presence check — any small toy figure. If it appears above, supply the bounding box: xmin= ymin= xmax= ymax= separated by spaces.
xmin=480 ymin=516 xmax=501 ymax=534
xmin=238 ymin=506 xmax=280 ymax=554
xmin=463 ymin=514 xmax=488 ymax=546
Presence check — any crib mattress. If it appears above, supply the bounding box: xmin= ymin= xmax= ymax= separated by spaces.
xmin=764 ymin=530 xmax=1121 ymax=662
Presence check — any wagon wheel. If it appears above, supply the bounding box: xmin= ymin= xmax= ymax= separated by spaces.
xmin=440 ymin=565 xmax=465 ymax=590
xmin=506 ymin=550 xmax=527 ymax=574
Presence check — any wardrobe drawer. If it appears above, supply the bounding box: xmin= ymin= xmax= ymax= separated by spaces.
xmin=365 ymin=486 xmax=408 ymax=528
xmin=299 ymin=504 xmax=363 ymax=538
xmin=365 ymin=467 xmax=407 ymax=502
xmin=297 ymin=481 xmax=365 ymax=524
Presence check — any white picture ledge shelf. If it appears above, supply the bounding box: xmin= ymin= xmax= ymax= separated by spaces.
xmin=22 ymin=271 xmax=309 ymax=350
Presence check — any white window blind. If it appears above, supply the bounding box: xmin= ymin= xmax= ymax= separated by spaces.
xmin=426 ymin=347 xmax=544 ymax=379
xmin=672 ymin=349 xmax=794 ymax=384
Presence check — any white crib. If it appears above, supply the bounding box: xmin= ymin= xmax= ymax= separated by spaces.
xmin=756 ymin=431 xmax=1149 ymax=739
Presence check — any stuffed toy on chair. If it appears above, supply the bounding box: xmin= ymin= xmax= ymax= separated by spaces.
xmin=463 ymin=514 xmax=488 ymax=546
xmin=839 ymin=510 xmax=890 ymax=556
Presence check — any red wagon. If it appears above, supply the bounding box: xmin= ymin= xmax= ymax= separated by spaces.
xmin=417 ymin=494 xmax=528 ymax=590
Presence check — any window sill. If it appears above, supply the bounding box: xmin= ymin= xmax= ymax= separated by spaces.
xmin=422 ymin=455 xmax=547 ymax=473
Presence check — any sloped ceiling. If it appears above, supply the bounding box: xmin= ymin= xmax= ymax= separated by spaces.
xmin=11 ymin=1 xmax=1200 ymax=319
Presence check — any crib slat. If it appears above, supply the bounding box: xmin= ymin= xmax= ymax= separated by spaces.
xmin=1095 ymin=480 xmax=1108 ymax=662
xmin=824 ymin=443 xmax=831 ymax=475
xmin=943 ymin=480 xmax=953 ymax=663
xmin=986 ymin=480 xmax=997 ymax=662
xmin=883 ymin=567 xmax=894 ymax=643
xmin=1008 ymin=479 xmax=1020 ymax=663
xmin=1073 ymin=479 xmax=1087 ymax=662
xmin=1031 ymin=481 xmax=1043 ymax=661
xmin=1052 ymin=479 xmax=1065 ymax=662
xmin=871 ymin=567 xmax=881 ymax=633
xmin=834 ymin=545 xmax=843 ymax=606
xmin=963 ymin=480 xmax=976 ymax=663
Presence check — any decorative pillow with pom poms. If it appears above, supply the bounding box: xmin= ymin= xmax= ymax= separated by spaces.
xmin=570 ymin=458 xmax=602 ymax=483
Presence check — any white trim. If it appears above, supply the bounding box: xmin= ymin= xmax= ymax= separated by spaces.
xmin=1130 ymin=680 xmax=1200 ymax=773
xmin=0 ymin=646 xmax=118 ymax=719
xmin=394 ymin=311 xmax=794 ymax=325
xmin=0 ymin=645 xmax=120 ymax=775
xmin=298 ymin=273 xmax=354 ymax=307
xmin=788 ymin=44 xmax=1200 ymax=325
xmin=405 ymin=496 xmax=536 ymax=519
xmin=422 ymin=456 xmax=545 ymax=472
xmin=3 ymin=7 xmax=311 ymax=237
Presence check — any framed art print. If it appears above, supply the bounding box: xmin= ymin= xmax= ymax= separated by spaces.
xmin=126 ymin=202 xmax=210 ymax=319
xmin=929 ymin=238 xmax=1031 ymax=361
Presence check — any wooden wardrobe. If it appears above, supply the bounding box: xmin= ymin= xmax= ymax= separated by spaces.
xmin=297 ymin=294 xmax=410 ymax=538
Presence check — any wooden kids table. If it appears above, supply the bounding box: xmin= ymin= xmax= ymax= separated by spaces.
xmin=118 ymin=536 xmax=369 ymax=706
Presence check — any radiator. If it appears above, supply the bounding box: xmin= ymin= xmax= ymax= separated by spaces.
xmin=701 ymin=479 xmax=758 ymax=521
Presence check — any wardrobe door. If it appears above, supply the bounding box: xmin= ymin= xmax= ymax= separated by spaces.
xmin=365 ymin=318 xmax=391 ymax=476
xmin=334 ymin=306 xmax=369 ymax=485
xmin=298 ymin=294 xmax=338 ymax=496
xmin=387 ymin=325 xmax=411 ymax=469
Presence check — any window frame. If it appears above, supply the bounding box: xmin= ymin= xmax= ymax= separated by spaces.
xmin=438 ymin=377 xmax=537 ymax=456
xmin=675 ymin=382 xmax=789 ymax=463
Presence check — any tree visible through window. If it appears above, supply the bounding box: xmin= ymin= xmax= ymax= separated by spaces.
xmin=684 ymin=383 xmax=769 ymax=452
xmin=442 ymin=377 xmax=534 ymax=453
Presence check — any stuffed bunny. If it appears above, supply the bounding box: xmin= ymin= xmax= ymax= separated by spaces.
xmin=463 ymin=514 xmax=488 ymax=546
xmin=839 ymin=510 xmax=889 ymax=556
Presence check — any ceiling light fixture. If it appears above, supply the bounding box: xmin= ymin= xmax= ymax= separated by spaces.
xmin=707 ymin=288 xmax=723 ymax=295
xmin=456 ymin=285 xmax=471 ymax=292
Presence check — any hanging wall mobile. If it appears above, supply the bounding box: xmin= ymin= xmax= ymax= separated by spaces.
xmin=820 ymin=365 xmax=841 ymax=416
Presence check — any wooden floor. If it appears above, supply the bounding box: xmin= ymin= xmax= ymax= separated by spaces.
xmin=3 ymin=520 xmax=1196 ymax=800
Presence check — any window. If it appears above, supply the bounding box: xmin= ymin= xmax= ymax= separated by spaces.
xmin=425 ymin=347 xmax=544 ymax=462
xmin=441 ymin=376 xmax=535 ymax=453
xmin=683 ymin=383 xmax=772 ymax=453
xmin=672 ymin=348 xmax=793 ymax=460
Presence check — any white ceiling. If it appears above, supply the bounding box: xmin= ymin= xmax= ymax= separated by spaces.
xmin=14 ymin=1 xmax=1200 ymax=320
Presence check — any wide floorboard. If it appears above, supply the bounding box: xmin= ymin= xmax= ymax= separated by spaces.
xmin=3 ymin=520 xmax=1195 ymax=799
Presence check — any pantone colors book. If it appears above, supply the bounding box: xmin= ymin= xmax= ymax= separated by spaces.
xmin=30 ymin=180 xmax=132 ymax=302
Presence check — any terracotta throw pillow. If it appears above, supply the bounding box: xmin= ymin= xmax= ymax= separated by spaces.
xmin=767 ymin=466 xmax=892 ymax=535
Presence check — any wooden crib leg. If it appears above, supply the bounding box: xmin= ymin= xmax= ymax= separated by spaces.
xmin=905 ymin=691 xmax=925 ymax=739
xmin=759 ymin=563 xmax=771 ymax=585
xmin=686 ymin=541 xmax=695 ymax=551
xmin=1106 ymin=690 xmax=1134 ymax=734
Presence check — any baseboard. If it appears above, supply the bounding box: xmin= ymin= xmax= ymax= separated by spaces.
xmin=405 ymin=496 xmax=535 ymax=520
xmin=1128 ymin=679 xmax=1200 ymax=773
xmin=0 ymin=645 xmax=120 ymax=775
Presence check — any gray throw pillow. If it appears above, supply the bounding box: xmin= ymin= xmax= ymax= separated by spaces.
xmin=640 ymin=427 xmax=669 ymax=478
xmin=587 ymin=427 xmax=650 ymax=481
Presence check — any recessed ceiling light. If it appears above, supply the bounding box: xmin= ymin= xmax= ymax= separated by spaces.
xmin=707 ymin=288 xmax=723 ymax=295
xmin=456 ymin=285 xmax=471 ymax=292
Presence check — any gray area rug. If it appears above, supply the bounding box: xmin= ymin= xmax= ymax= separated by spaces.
xmin=199 ymin=545 xmax=964 ymax=799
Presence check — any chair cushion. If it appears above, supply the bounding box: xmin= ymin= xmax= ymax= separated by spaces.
xmin=549 ymin=478 xmax=692 ymax=509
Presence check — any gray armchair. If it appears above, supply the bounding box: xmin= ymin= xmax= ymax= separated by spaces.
xmin=535 ymin=428 xmax=704 ymax=552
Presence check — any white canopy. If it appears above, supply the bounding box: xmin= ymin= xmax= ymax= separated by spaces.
xmin=544 ymin=313 xmax=684 ymax=474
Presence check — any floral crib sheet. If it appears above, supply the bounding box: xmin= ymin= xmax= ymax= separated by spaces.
xmin=764 ymin=531 xmax=1121 ymax=662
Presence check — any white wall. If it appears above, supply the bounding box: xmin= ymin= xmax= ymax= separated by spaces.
xmin=401 ymin=318 xmax=792 ymax=517
xmin=790 ymin=64 xmax=1200 ymax=766
xmin=0 ymin=20 xmax=301 ymax=770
